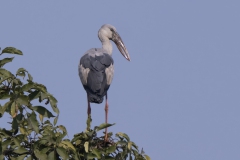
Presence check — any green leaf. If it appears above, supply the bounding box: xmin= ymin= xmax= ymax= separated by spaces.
xmin=2 ymin=101 xmax=12 ymax=114
xmin=28 ymin=90 xmax=40 ymax=100
xmin=16 ymin=154 xmax=27 ymax=160
xmin=132 ymin=150 xmax=139 ymax=157
xmin=87 ymin=153 xmax=97 ymax=159
xmin=1 ymin=47 xmax=23 ymax=55
xmin=34 ymin=149 xmax=47 ymax=159
xmin=60 ymin=140 xmax=76 ymax=152
xmin=40 ymin=92 xmax=48 ymax=101
xmin=11 ymin=101 xmax=16 ymax=117
xmin=95 ymin=123 xmax=115 ymax=132
xmin=48 ymin=95 xmax=59 ymax=114
xmin=0 ymin=76 xmax=10 ymax=84
xmin=17 ymin=71 xmax=25 ymax=77
xmin=0 ymin=93 xmax=11 ymax=100
xmin=14 ymin=147 xmax=28 ymax=154
xmin=32 ymin=106 xmax=55 ymax=118
xmin=2 ymin=139 xmax=11 ymax=150
xmin=144 ymin=154 xmax=151 ymax=160
xmin=104 ymin=156 xmax=115 ymax=160
xmin=40 ymin=135 xmax=53 ymax=145
xmin=19 ymin=127 xmax=26 ymax=135
xmin=54 ymin=115 xmax=59 ymax=126
xmin=16 ymin=113 xmax=24 ymax=122
xmin=84 ymin=141 xmax=89 ymax=153
xmin=13 ymin=78 xmax=22 ymax=85
xmin=26 ymin=155 xmax=32 ymax=160
xmin=17 ymin=95 xmax=29 ymax=106
xmin=39 ymin=114 xmax=44 ymax=122
xmin=73 ymin=154 xmax=80 ymax=160
xmin=92 ymin=148 xmax=101 ymax=159
xmin=128 ymin=142 xmax=133 ymax=150
xmin=35 ymin=83 xmax=47 ymax=93
xmin=56 ymin=132 xmax=66 ymax=144
xmin=58 ymin=125 xmax=67 ymax=133
xmin=28 ymin=73 xmax=33 ymax=81
xmin=16 ymin=68 xmax=26 ymax=78
xmin=27 ymin=112 xmax=39 ymax=133
xmin=56 ymin=147 xmax=69 ymax=159
xmin=106 ymin=145 xmax=116 ymax=154
xmin=13 ymin=137 xmax=21 ymax=147
xmin=21 ymin=82 xmax=34 ymax=91
xmin=117 ymin=140 xmax=127 ymax=146
xmin=40 ymin=147 xmax=50 ymax=154
xmin=12 ymin=117 xmax=19 ymax=132
xmin=116 ymin=132 xmax=130 ymax=141
xmin=48 ymin=151 xmax=56 ymax=160
xmin=0 ymin=68 xmax=13 ymax=78
xmin=0 ymin=57 xmax=14 ymax=67
xmin=1 ymin=128 xmax=12 ymax=137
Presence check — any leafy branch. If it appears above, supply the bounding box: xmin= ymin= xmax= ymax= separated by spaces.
xmin=0 ymin=47 xmax=150 ymax=160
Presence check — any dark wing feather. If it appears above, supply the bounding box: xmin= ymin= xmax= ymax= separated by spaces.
xmin=80 ymin=51 xmax=113 ymax=103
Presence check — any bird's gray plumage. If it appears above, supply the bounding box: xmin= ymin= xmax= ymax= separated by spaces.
xmin=79 ymin=48 xmax=114 ymax=103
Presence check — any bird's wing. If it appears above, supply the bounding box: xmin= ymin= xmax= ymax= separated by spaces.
xmin=79 ymin=49 xmax=114 ymax=87
xmin=79 ymin=53 xmax=90 ymax=85
xmin=105 ymin=64 xmax=114 ymax=85
xmin=79 ymin=49 xmax=114 ymax=103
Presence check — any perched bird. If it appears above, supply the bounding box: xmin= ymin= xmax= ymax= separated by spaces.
xmin=78 ymin=24 xmax=130 ymax=140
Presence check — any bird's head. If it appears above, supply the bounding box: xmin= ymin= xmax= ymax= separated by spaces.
xmin=98 ymin=24 xmax=130 ymax=61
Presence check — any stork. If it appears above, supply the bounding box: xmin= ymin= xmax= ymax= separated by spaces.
xmin=78 ymin=24 xmax=130 ymax=140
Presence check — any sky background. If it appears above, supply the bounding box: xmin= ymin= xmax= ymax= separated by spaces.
xmin=1 ymin=1 xmax=240 ymax=159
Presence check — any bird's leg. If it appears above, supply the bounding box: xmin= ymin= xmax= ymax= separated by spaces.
xmin=87 ymin=101 xmax=91 ymax=116
xmin=86 ymin=95 xmax=92 ymax=131
xmin=87 ymin=95 xmax=91 ymax=116
xmin=104 ymin=93 xmax=109 ymax=141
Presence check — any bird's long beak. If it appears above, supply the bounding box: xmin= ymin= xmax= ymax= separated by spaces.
xmin=112 ymin=32 xmax=131 ymax=61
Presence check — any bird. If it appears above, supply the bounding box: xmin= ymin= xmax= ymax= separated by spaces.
xmin=78 ymin=24 xmax=130 ymax=140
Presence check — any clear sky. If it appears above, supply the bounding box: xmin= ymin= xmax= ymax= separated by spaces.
xmin=1 ymin=1 xmax=240 ymax=159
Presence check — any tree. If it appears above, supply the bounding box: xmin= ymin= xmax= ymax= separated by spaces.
xmin=0 ymin=47 xmax=150 ymax=160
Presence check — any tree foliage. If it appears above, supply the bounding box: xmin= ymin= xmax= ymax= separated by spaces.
xmin=0 ymin=47 xmax=150 ymax=160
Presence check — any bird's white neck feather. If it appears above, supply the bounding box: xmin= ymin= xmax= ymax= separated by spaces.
xmin=101 ymin=39 xmax=113 ymax=56
xmin=98 ymin=27 xmax=113 ymax=56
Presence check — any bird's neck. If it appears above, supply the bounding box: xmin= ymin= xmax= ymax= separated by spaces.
xmin=102 ymin=39 xmax=113 ymax=56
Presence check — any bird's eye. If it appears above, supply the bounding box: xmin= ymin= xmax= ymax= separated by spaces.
xmin=110 ymin=28 xmax=114 ymax=32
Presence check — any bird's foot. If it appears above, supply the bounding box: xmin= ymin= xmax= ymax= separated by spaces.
xmin=86 ymin=114 xmax=92 ymax=131
xmin=104 ymin=133 xmax=108 ymax=142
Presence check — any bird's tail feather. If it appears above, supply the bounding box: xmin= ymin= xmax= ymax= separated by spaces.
xmin=88 ymin=94 xmax=103 ymax=104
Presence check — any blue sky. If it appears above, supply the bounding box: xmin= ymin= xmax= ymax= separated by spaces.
xmin=1 ymin=1 xmax=240 ymax=159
